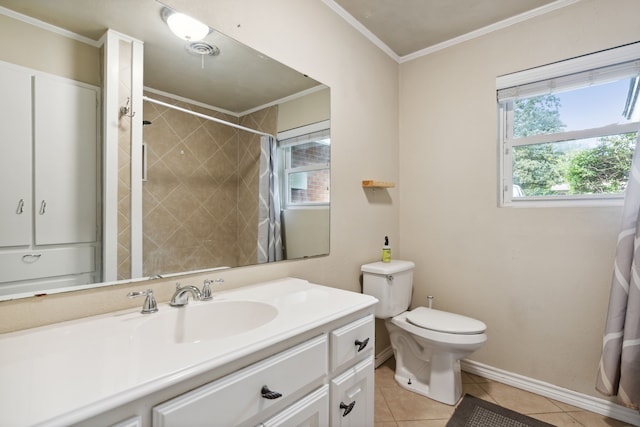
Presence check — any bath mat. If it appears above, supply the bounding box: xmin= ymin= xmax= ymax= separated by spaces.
xmin=446 ymin=394 xmax=555 ymax=427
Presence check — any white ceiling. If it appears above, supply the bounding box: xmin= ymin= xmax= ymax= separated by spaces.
xmin=327 ymin=0 xmax=577 ymax=60
xmin=0 ymin=0 xmax=320 ymax=114
xmin=0 ymin=0 xmax=579 ymax=111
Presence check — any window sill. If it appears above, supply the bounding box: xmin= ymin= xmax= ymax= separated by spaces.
xmin=502 ymin=197 xmax=624 ymax=208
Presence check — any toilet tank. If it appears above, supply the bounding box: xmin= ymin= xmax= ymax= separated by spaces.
xmin=361 ymin=260 xmax=415 ymax=318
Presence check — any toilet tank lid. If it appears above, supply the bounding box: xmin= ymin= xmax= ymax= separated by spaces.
xmin=361 ymin=260 xmax=415 ymax=274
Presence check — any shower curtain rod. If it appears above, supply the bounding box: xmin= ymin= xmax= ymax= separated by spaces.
xmin=142 ymin=96 xmax=275 ymax=139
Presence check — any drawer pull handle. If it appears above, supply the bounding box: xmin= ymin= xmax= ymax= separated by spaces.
xmin=355 ymin=337 xmax=369 ymax=352
xmin=39 ymin=200 xmax=46 ymax=215
xmin=16 ymin=199 xmax=24 ymax=214
xmin=261 ymin=385 xmax=282 ymax=400
xmin=340 ymin=400 xmax=356 ymax=417
xmin=22 ymin=254 xmax=42 ymax=263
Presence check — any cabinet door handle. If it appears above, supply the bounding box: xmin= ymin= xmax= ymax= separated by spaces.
xmin=339 ymin=400 xmax=356 ymax=417
xmin=16 ymin=199 xmax=24 ymax=214
xmin=39 ymin=200 xmax=46 ymax=215
xmin=261 ymin=385 xmax=282 ymax=400
xmin=355 ymin=337 xmax=369 ymax=352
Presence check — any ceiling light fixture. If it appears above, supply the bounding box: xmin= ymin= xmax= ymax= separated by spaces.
xmin=164 ymin=10 xmax=210 ymax=42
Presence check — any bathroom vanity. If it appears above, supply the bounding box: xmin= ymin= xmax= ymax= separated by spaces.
xmin=0 ymin=278 xmax=377 ymax=426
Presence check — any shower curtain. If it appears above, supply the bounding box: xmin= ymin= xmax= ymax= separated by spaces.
xmin=596 ymin=136 xmax=640 ymax=411
xmin=257 ymin=135 xmax=283 ymax=263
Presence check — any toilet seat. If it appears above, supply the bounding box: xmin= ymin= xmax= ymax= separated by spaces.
xmin=406 ymin=307 xmax=486 ymax=335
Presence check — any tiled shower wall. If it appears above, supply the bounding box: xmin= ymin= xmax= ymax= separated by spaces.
xmin=140 ymin=92 xmax=276 ymax=277
xmin=117 ymin=41 xmax=132 ymax=280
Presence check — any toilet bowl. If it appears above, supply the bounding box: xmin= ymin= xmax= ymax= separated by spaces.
xmin=361 ymin=260 xmax=487 ymax=405
xmin=387 ymin=307 xmax=487 ymax=405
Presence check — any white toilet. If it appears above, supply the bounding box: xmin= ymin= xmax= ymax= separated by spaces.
xmin=362 ymin=260 xmax=487 ymax=405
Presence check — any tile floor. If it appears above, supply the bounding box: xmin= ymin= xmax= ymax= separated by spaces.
xmin=375 ymin=358 xmax=635 ymax=427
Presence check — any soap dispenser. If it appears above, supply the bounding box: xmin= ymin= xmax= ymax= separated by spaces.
xmin=382 ymin=236 xmax=391 ymax=262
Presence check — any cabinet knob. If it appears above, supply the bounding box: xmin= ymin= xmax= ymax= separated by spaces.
xmin=260 ymin=385 xmax=282 ymax=400
xmin=355 ymin=337 xmax=370 ymax=352
xmin=339 ymin=400 xmax=356 ymax=417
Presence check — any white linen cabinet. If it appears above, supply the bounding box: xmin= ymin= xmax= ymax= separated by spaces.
xmin=0 ymin=61 xmax=99 ymax=290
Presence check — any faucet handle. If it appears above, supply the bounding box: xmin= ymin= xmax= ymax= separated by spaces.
xmin=202 ymin=278 xmax=224 ymax=301
xmin=127 ymin=289 xmax=159 ymax=314
xmin=202 ymin=279 xmax=213 ymax=301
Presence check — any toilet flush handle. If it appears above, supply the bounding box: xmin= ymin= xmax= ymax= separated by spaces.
xmin=427 ymin=295 xmax=434 ymax=309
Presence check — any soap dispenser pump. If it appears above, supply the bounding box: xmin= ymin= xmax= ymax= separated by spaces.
xmin=382 ymin=236 xmax=391 ymax=262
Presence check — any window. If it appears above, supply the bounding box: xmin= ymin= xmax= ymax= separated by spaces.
xmin=497 ymin=43 xmax=640 ymax=206
xmin=278 ymin=122 xmax=330 ymax=207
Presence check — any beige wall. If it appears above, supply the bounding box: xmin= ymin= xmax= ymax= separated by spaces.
xmin=278 ymin=87 xmax=330 ymax=132
xmin=0 ymin=1 xmax=399 ymax=334
xmin=0 ymin=14 xmax=100 ymax=86
xmin=398 ymin=0 xmax=640 ymax=399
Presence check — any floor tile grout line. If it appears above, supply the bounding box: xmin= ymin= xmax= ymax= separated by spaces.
xmin=563 ymin=410 xmax=588 ymax=427
xmin=375 ymin=363 xmax=628 ymax=426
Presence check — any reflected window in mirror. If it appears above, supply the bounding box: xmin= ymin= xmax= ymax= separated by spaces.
xmin=278 ymin=122 xmax=330 ymax=260
xmin=280 ymin=125 xmax=330 ymax=208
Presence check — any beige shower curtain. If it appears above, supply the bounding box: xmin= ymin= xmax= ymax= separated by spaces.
xmin=596 ymin=135 xmax=640 ymax=411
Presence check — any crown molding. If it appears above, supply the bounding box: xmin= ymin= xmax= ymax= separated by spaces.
xmin=320 ymin=0 xmax=401 ymax=63
xmin=0 ymin=5 xmax=101 ymax=47
xmin=400 ymin=0 xmax=580 ymax=63
xmin=322 ymin=0 xmax=580 ymax=64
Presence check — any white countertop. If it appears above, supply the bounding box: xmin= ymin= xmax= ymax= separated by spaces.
xmin=0 ymin=278 xmax=377 ymax=427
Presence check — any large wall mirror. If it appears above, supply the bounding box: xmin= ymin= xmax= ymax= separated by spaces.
xmin=0 ymin=0 xmax=330 ymax=300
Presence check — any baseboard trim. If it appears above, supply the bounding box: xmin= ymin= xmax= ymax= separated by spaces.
xmin=460 ymin=360 xmax=640 ymax=426
xmin=375 ymin=347 xmax=639 ymax=426
xmin=374 ymin=346 xmax=394 ymax=368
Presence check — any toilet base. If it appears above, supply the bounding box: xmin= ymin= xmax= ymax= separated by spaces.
xmin=392 ymin=353 xmax=463 ymax=405
xmin=386 ymin=315 xmax=486 ymax=406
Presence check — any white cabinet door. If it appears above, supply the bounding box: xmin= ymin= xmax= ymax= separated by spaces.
xmin=330 ymin=356 xmax=374 ymax=427
xmin=0 ymin=63 xmax=32 ymax=247
xmin=33 ymin=75 xmax=97 ymax=245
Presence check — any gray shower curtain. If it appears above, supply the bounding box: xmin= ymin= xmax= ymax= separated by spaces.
xmin=257 ymin=135 xmax=283 ymax=263
xmin=596 ymin=135 xmax=640 ymax=411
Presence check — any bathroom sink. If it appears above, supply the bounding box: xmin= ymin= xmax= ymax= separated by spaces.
xmin=134 ymin=300 xmax=279 ymax=344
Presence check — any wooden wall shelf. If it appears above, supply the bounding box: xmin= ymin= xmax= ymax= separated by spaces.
xmin=362 ymin=180 xmax=396 ymax=188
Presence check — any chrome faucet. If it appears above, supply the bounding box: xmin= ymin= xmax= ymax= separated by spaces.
xmin=170 ymin=282 xmax=202 ymax=307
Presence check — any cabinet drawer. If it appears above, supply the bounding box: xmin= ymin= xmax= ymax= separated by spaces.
xmin=153 ymin=335 xmax=328 ymax=427
xmin=259 ymin=385 xmax=328 ymax=427
xmin=0 ymin=247 xmax=95 ymax=283
xmin=330 ymin=315 xmax=374 ymax=372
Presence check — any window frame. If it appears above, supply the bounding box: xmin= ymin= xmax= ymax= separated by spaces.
xmin=277 ymin=120 xmax=330 ymax=209
xmin=497 ymin=42 xmax=640 ymax=207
